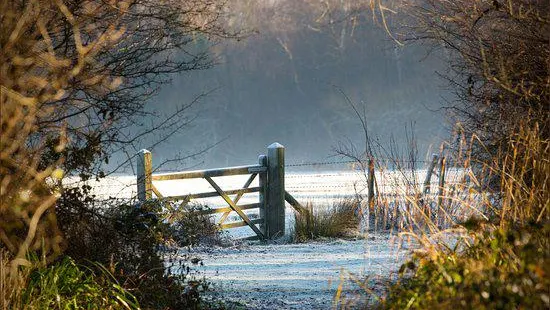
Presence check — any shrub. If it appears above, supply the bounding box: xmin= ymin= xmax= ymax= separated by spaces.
xmin=171 ymin=204 xmax=222 ymax=247
xmin=403 ymin=0 xmax=549 ymax=173
xmin=56 ymin=195 xmax=210 ymax=309
xmin=382 ymin=223 xmax=549 ymax=309
xmin=293 ymin=199 xmax=361 ymax=242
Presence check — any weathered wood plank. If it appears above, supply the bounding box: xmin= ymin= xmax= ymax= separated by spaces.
xmin=258 ymin=155 xmax=267 ymax=235
xmin=151 ymin=184 xmax=164 ymax=198
xmin=152 ymin=165 xmax=266 ymax=181
xmin=284 ymin=191 xmax=308 ymax=215
xmin=239 ymin=235 xmax=261 ymax=241
xmin=367 ymin=158 xmax=375 ymax=209
xmin=137 ymin=150 xmax=152 ymax=200
xmin=199 ymin=203 xmax=260 ymax=215
xmin=150 ymin=184 xmax=181 ymax=213
xmin=423 ymin=154 xmax=439 ymax=194
xmin=205 ymin=176 xmax=265 ymax=239
xmin=438 ymin=156 xmax=447 ymax=210
xmin=220 ymin=218 xmax=263 ymax=230
xmin=160 ymin=187 xmax=260 ymax=201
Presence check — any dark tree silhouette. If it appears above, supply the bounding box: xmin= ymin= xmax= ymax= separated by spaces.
xmin=401 ymin=0 xmax=549 ymax=163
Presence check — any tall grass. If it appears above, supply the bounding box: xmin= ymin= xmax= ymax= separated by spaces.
xmin=329 ymin=122 xmax=549 ymax=308
xmin=374 ymin=124 xmax=550 ymax=309
xmin=293 ymin=199 xmax=361 ymax=242
xmin=383 ymin=223 xmax=549 ymax=309
xmin=1 ymin=250 xmax=138 ymax=310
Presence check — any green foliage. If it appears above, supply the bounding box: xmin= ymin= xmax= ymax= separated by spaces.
xmin=382 ymin=223 xmax=550 ymax=309
xmin=3 ymin=254 xmax=138 ymax=310
xmin=293 ymin=199 xmax=361 ymax=242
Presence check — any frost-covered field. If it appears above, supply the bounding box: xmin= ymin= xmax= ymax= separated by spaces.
xmin=67 ymin=168 xmax=465 ymax=238
xmin=72 ymin=169 xmax=465 ymax=202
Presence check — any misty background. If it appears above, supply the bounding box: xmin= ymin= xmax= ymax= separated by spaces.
xmin=116 ymin=2 xmax=452 ymax=172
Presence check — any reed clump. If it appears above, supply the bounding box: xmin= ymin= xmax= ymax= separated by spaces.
xmin=293 ymin=199 xmax=361 ymax=242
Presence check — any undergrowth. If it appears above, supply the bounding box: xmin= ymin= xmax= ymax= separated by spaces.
xmin=1 ymin=252 xmax=138 ymax=310
xmin=373 ymin=123 xmax=550 ymax=309
xmin=57 ymin=197 xmax=213 ymax=309
xmin=383 ymin=223 xmax=549 ymax=309
xmin=171 ymin=204 xmax=222 ymax=247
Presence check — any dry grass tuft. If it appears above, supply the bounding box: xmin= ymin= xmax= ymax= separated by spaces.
xmin=293 ymin=199 xmax=361 ymax=242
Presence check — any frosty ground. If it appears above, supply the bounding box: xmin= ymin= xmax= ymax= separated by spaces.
xmin=190 ymin=234 xmax=408 ymax=309
xmin=77 ymin=169 xmax=460 ymax=309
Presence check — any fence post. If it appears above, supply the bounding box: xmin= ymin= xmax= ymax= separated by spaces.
xmin=423 ymin=154 xmax=439 ymax=195
xmin=367 ymin=157 xmax=376 ymax=210
xmin=137 ymin=149 xmax=153 ymax=201
xmin=266 ymin=142 xmax=285 ymax=239
xmin=258 ymin=154 xmax=268 ymax=235
xmin=437 ymin=156 xmax=446 ymax=215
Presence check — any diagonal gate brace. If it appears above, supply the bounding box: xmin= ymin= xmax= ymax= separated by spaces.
xmin=204 ymin=176 xmax=265 ymax=240
xmin=218 ymin=173 xmax=257 ymax=224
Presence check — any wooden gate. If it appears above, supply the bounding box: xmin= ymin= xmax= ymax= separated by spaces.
xmin=136 ymin=143 xmax=305 ymax=240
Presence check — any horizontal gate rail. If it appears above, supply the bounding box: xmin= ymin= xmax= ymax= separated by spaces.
xmin=221 ymin=218 xmax=264 ymax=229
xmin=159 ymin=187 xmax=261 ymax=201
xmin=152 ymin=165 xmax=266 ymax=181
xmin=197 ymin=203 xmax=260 ymax=215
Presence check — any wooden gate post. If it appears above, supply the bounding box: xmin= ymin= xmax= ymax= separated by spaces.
xmin=137 ymin=149 xmax=152 ymax=201
xmin=258 ymin=154 xmax=268 ymax=235
xmin=266 ymin=143 xmax=285 ymax=239
xmin=437 ymin=156 xmax=447 ymax=222
xmin=367 ymin=158 xmax=376 ymax=210
xmin=423 ymin=154 xmax=439 ymax=195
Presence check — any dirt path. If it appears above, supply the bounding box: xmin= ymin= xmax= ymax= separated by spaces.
xmin=190 ymin=234 xmax=407 ymax=309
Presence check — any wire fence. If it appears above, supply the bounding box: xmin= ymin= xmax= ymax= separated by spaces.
xmin=147 ymin=158 xmax=437 ymax=174
xmin=80 ymin=171 xmax=466 ymax=201
xmin=284 ymin=158 xmax=433 ymax=168
xmin=87 ymin=152 xmax=467 ymax=202
xmin=284 ymin=159 xmax=357 ymax=167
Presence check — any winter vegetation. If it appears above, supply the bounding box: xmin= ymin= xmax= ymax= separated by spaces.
xmin=1 ymin=0 xmax=549 ymax=309
xmin=292 ymin=199 xmax=362 ymax=242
